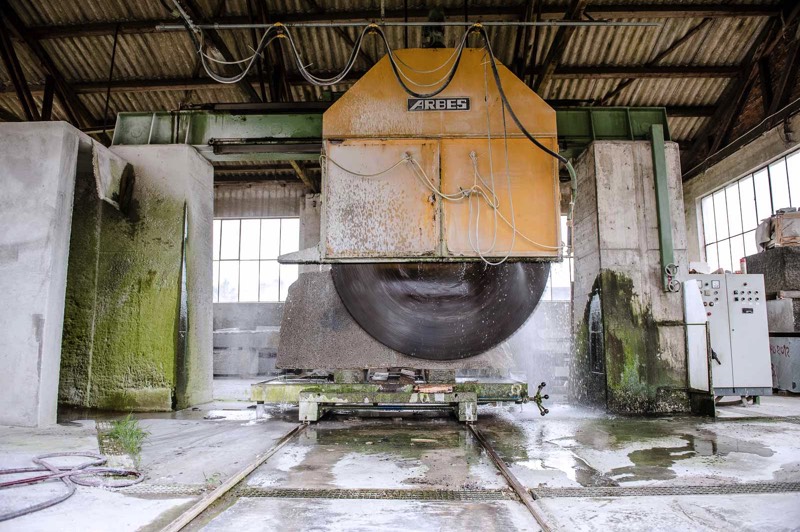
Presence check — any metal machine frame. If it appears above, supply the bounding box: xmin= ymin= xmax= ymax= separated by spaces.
xmin=251 ymin=379 xmax=542 ymax=423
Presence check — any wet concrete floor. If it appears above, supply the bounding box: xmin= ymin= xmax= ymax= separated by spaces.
xmin=197 ymin=399 xmax=800 ymax=531
xmin=2 ymin=390 xmax=800 ymax=531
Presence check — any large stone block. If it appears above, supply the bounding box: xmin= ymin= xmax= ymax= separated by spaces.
xmin=746 ymin=247 xmax=800 ymax=294
xmin=276 ymin=270 xmax=514 ymax=371
xmin=60 ymin=145 xmax=214 ymax=411
xmin=0 ymin=123 xmax=80 ymax=426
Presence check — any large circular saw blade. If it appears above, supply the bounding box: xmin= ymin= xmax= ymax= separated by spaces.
xmin=331 ymin=262 xmax=551 ymax=360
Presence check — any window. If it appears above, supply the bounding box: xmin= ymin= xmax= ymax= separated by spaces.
xmin=212 ymin=218 xmax=300 ymax=303
xmin=541 ymin=215 xmax=573 ymax=301
xmin=700 ymin=149 xmax=800 ymax=272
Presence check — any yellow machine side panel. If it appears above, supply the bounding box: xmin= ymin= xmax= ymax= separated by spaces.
xmin=323 ymin=139 xmax=441 ymax=258
xmin=322 ymin=48 xmax=556 ymax=140
xmin=441 ymin=138 xmax=560 ymax=258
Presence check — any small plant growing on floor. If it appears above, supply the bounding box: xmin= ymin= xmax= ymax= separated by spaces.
xmin=203 ymin=472 xmax=222 ymax=490
xmin=108 ymin=414 xmax=149 ymax=466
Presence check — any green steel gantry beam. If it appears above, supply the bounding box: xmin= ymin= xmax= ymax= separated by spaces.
xmin=112 ymin=105 xmax=671 ymax=163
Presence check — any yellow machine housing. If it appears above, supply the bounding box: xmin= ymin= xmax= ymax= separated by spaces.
xmin=321 ymin=47 xmax=560 ymax=262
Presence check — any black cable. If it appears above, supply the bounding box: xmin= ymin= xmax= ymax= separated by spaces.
xmin=476 ymin=26 xmax=569 ymax=166
xmin=375 ymin=27 xmax=467 ymax=99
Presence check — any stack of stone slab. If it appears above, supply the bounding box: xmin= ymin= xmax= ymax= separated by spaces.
xmin=212 ymin=304 xmax=283 ymax=377
xmin=747 ymin=247 xmax=800 ymax=393
xmin=213 ymin=327 xmax=281 ymax=377
xmin=747 ymin=247 xmax=800 ymax=332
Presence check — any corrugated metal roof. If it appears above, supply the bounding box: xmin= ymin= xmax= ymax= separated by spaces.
xmin=0 ymin=0 xmax=786 ymax=157
xmin=214 ymin=180 xmax=307 ymax=217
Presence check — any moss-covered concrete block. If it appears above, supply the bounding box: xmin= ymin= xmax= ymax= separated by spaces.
xmin=60 ymin=145 xmax=213 ymax=411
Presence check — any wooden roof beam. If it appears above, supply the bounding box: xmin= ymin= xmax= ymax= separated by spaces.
xmin=0 ymin=0 xmax=105 ymax=140
xmin=177 ymin=0 xmax=263 ymax=103
xmin=596 ymin=17 xmax=713 ymax=105
xmin=0 ymin=64 xmax=739 ymax=96
xmin=0 ymin=13 xmax=38 ymax=120
xmin=544 ymin=65 xmax=738 ymax=79
xmin=531 ymin=0 xmax=589 ymax=93
xmin=683 ymin=1 xmax=800 ymax=180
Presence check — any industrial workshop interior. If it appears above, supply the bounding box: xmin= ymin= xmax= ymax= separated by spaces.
xmin=3 ymin=1 xmax=800 ymax=531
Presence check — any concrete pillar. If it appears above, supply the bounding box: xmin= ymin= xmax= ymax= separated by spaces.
xmin=571 ymin=141 xmax=690 ymax=414
xmin=0 ymin=123 xmax=79 ymax=426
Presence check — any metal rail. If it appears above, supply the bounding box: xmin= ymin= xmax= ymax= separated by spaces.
xmin=161 ymin=424 xmax=307 ymax=532
xmin=160 ymin=417 xmax=555 ymax=530
xmin=157 ymin=21 xmax=660 ymax=30
xmin=468 ymin=424 xmax=556 ymax=532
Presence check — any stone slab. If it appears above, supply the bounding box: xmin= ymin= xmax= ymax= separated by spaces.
xmin=276 ymin=270 xmax=514 ymax=370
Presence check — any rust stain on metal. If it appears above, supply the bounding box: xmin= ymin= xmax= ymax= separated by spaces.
xmin=321 ymin=48 xmax=560 ymax=261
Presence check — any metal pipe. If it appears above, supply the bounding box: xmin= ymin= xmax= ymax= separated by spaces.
xmin=157 ymin=20 xmax=660 ymax=31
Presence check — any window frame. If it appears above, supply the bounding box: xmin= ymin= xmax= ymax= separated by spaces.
xmin=700 ymin=148 xmax=799 ymax=272
xmin=213 ymin=217 xmax=300 ymax=303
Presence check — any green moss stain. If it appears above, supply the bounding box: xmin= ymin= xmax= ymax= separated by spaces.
xmin=600 ymin=271 xmax=688 ymax=414
xmin=59 ymin=168 xmax=102 ymax=406
xmin=571 ymin=270 xmax=689 ymax=414
xmin=60 ymin=169 xmax=184 ymax=411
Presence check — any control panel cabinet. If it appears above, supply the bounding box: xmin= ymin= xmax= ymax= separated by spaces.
xmin=690 ymin=274 xmax=772 ymax=396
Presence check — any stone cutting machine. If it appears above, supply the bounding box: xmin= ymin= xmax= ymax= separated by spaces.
xmin=261 ymin=46 xmax=564 ymax=422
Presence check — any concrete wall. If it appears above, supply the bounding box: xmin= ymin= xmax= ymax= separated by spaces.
xmin=59 ymin=145 xmax=213 ymax=411
xmin=683 ymin=113 xmax=800 ymax=262
xmin=0 ymin=123 xmax=80 ymax=426
xmin=572 ymin=141 xmax=690 ymax=414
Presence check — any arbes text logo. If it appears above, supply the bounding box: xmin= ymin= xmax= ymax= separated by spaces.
xmin=407 ymin=98 xmax=470 ymax=112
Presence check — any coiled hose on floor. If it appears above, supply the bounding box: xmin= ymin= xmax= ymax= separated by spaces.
xmin=0 ymin=452 xmax=143 ymax=522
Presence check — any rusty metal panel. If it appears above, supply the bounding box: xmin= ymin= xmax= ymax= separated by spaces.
xmin=441 ymin=138 xmax=560 ymax=258
xmin=322 ymin=139 xmax=440 ymax=259
xmin=322 ymin=48 xmax=557 ymax=141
